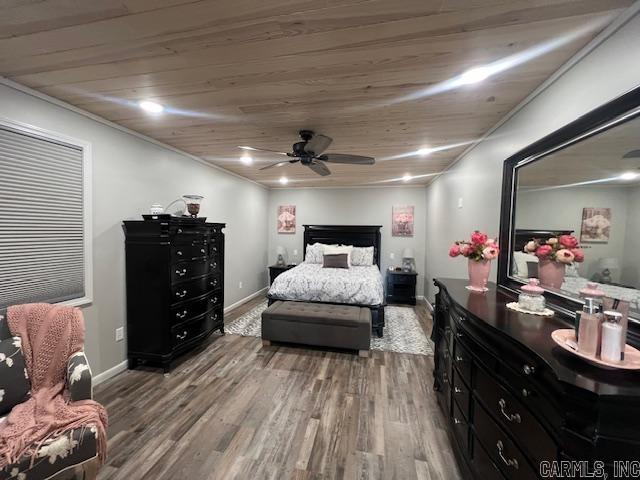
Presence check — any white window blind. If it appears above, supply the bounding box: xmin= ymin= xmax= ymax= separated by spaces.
xmin=0 ymin=125 xmax=86 ymax=308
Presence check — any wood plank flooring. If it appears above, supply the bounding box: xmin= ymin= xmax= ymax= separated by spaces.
xmin=95 ymin=297 xmax=460 ymax=479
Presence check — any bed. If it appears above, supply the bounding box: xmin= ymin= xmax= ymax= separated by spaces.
xmin=267 ymin=225 xmax=386 ymax=337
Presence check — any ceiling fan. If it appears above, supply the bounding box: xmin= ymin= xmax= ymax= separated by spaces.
xmin=239 ymin=130 xmax=375 ymax=176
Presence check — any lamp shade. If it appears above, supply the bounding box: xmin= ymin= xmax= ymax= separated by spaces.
xmin=402 ymin=248 xmax=415 ymax=259
xmin=599 ymin=257 xmax=620 ymax=270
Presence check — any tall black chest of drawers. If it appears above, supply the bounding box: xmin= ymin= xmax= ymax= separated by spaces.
xmin=123 ymin=216 xmax=225 ymax=373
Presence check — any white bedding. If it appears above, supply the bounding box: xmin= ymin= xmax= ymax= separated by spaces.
xmin=268 ymin=263 xmax=384 ymax=306
xmin=561 ymin=276 xmax=640 ymax=311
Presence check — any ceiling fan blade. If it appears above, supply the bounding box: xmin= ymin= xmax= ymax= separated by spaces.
xmin=259 ymin=160 xmax=290 ymax=170
xmin=307 ymin=161 xmax=331 ymax=176
xmin=317 ymin=153 xmax=375 ymax=165
xmin=304 ymin=134 xmax=333 ymax=155
xmin=239 ymin=146 xmax=289 ymax=156
xmin=623 ymin=149 xmax=640 ymax=158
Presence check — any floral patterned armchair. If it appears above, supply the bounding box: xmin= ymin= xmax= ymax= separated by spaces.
xmin=0 ymin=315 xmax=100 ymax=480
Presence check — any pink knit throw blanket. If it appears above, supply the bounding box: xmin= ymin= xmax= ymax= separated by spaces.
xmin=0 ymin=303 xmax=108 ymax=467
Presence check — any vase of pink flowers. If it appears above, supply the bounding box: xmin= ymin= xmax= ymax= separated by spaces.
xmin=449 ymin=231 xmax=500 ymax=292
xmin=524 ymin=234 xmax=585 ymax=289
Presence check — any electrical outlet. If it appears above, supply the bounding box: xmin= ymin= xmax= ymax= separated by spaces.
xmin=293 ymin=249 xmax=298 ymax=256
xmin=239 ymin=281 xmax=243 ymax=289
xmin=390 ymin=252 xmax=395 ymax=260
xmin=458 ymin=197 xmax=463 ymax=209
xmin=115 ymin=327 xmax=124 ymax=342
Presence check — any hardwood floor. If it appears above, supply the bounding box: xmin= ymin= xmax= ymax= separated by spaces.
xmin=95 ymin=297 xmax=460 ymax=479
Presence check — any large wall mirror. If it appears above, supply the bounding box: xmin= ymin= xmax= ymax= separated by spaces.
xmin=499 ymin=86 xmax=640 ymax=341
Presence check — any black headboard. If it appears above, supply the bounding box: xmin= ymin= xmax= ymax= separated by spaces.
xmin=303 ymin=225 xmax=382 ymax=268
xmin=513 ymin=229 xmax=574 ymax=253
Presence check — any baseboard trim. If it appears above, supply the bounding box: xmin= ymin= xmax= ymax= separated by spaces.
xmin=93 ymin=360 xmax=128 ymax=386
xmin=224 ymin=287 xmax=268 ymax=314
xmin=92 ymin=287 xmax=268 ymax=386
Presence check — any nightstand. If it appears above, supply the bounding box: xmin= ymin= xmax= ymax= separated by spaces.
xmin=269 ymin=264 xmax=296 ymax=285
xmin=386 ymin=270 xmax=417 ymax=305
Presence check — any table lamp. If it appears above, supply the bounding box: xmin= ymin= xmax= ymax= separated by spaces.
xmin=276 ymin=246 xmax=287 ymax=266
xmin=402 ymin=248 xmax=415 ymax=273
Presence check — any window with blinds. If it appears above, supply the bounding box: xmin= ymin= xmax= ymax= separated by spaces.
xmin=0 ymin=124 xmax=87 ymax=309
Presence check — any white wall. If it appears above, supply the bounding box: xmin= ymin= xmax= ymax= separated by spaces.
xmin=423 ymin=11 xmax=640 ymax=301
xmin=268 ymin=187 xmax=426 ymax=296
xmin=0 ymin=83 xmax=269 ymax=376
xmin=516 ymin=186 xmax=629 ymax=279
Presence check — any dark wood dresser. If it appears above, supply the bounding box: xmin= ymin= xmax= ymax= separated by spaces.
xmin=123 ymin=216 xmax=225 ymax=373
xmin=432 ymin=278 xmax=640 ymax=480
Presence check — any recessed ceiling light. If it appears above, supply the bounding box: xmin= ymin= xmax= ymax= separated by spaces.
xmin=138 ymin=100 xmax=164 ymax=113
xmin=620 ymin=172 xmax=639 ymax=180
xmin=240 ymin=154 xmax=253 ymax=165
xmin=402 ymin=174 xmax=412 ymax=182
xmin=279 ymin=176 xmax=289 ymax=185
xmin=417 ymin=147 xmax=432 ymax=156
xmin=459 ymin=66 xmax=492 ymax=85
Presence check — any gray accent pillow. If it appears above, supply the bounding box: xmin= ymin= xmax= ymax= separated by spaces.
xmin=323 ymin=253 xmax=349 ymax=269
xmin=0 ymin=336 xmax=30 ymax=415
xmin=351 ymin=246 xmax=374 ymax=266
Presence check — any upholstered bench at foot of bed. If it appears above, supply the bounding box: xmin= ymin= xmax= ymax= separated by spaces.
xmin=261 ymin=301 xmax=371 ymax=356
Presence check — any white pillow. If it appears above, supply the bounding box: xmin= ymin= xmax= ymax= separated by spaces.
xmin=513 ymin=251 xmax=537 ymax=277
xmin=305 ymin=243 xmax=334 ymax=264
xmin=324 ymin=245 xmax=353 ymax=266
xmin=351 ymin=246 xmax=374 ymax=266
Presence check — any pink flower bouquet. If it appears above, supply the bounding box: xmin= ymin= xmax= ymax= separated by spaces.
xmin=449 ymin=231 xmax=500 ymax=262
xmin=524 ymin=234 xmax=585 ymax=289
xmin=524 ymin=234 xmax=585 ymax=265
xmin=449 ymin=231 xmax=499 ymax=292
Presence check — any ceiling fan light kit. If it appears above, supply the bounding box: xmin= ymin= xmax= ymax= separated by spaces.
xmin=242 ymin=130 xmax=375 ymax=176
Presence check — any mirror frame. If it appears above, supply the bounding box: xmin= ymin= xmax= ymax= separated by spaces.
xmin=498 ymin=85 xmax=640 ymax=344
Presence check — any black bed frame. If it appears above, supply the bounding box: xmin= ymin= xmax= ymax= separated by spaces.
xmin=268 ymin=224 xmax=385 ymax=337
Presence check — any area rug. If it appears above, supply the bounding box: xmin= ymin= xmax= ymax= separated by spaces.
xmin=226 ymin=301 xmax=433 ymax=356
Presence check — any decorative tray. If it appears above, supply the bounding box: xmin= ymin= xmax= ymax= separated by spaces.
xmin=551 ymin=329 xmax=640 ymax=370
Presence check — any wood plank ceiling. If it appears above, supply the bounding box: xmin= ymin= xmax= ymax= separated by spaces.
xmin=0 ymin=0 xmax=632 ymax=187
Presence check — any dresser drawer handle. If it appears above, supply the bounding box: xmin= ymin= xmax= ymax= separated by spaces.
xmin=210 ymin=296 xmax=218 ymax=304
xmin=176 ymin=268 xmax=187 ymax=277
xmin=498 ymin=398 xmax=521 ymax=423
xmin=455 ymin=332 xmax=463 ymax=339
xmin=200 ymin=248 xmax=206 ymax=254
xmin=521 ymin=389 xmax=531 ymax=398
xmin=523 ymin=365 xmax=535 ymax=375
xmin=454 ymin=387 xmax=462 ymax=394
xmin=443 ymin=373 xmax=449 ymax=385
xmin=210 ymin=262 xmax=218 ymax=269
xmin=455 ymin=355 xmax=464 ymax=362
xmin=210 ymin=279 xmax=218 ymax=287
xmin=176 ymin=250 xmax=183 ymax=256
xmin=176 ymin=290 xmax=187 ymax=298
xmin=453 ymin=417 xmax=463 ymax=425
xmin=176 ymin=330 xmax=188 ymax=340
xmin=212 ymin=247 xmax=218 ymax=252
xmin=177 ymin=228 xmax=183 ymax=234
xmin=176 ymin=310 xmax=187 ymax=320
xmin=496 ymin=441 xmax=519 ymax=469
xmin=211 ymin=313 xmax=218 ymax=321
